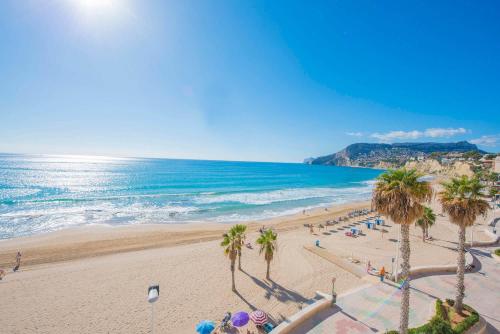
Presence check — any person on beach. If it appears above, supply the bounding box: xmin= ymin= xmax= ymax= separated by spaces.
xmin=13 ymin=251 xmax=21 ymax=272
xmin=309 ymin=224 xmax=314 ymax=234
xmin=379 ymin=266 xmax=385 ymax=282
xmin=0 ymin=268 xmax=6 ymax=280
xmin=366 ymin=260 xmax=371 ymax=273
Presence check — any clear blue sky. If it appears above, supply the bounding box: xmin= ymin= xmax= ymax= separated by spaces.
xmin=1 ymin=0 xmax=499 ymax=162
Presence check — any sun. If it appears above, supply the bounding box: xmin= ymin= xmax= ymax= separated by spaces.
xmin=75 ymin=0 xmax=117 ymax=14
xmin=68 ymin=0 xmax=132 ymax=32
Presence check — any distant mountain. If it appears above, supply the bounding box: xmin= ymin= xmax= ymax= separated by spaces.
xmin=307 ymin=141 xmax=485 ymax=168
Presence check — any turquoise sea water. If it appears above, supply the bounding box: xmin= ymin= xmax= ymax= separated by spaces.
xmin=0 ymin=154 xmax=382 ymax=239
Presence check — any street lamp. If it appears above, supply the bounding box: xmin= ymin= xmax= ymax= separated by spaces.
xmin=331 ymin=277 xmax=337 ymax=306
xmin=148 ymin=285 xmax=160 ymax=334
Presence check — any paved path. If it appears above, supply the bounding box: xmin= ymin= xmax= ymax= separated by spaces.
xmin=411 ymin=247 xmax=500 ymax=332
xmin=294 ymin=246 xmax=499 ymax=333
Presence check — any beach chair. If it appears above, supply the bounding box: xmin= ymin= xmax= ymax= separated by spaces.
xmin=263 ymin=323 xmax=274 ymax=333
xmin=220 ymin=312 xmax=232 ymax=330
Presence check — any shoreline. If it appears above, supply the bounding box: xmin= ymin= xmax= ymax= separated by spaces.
xmin=0 ymin=199 xmax=371 ymax=268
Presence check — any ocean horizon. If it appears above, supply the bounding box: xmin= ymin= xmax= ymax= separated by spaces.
xmin=0 ymin=153 xmax=382 ymax=239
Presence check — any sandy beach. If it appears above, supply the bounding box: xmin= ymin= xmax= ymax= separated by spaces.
xmin=0 ymin=197 xmax=495 ymax=333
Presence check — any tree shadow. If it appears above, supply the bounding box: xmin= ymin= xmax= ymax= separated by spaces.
xmin=329 ymin=230 xmax=338 ymax=233
xmin=409 ymin=284 xmax=441 ymax=300
xmin=469 ymin=248 xmax=492 ymax=259
xmin=322 ymin=232 xmax=331 ymax=235
xmin=388 ymin=238 xmax=398 ymax=243
xmin=240 ymin=270 xmax=310 ymax=305
xmin=233 ymin=289 xmax=257 ymax=311
xmin=430 ymin=237 xmax=457 ymax=245
xmin=426 ymin=242 xmax=458 ymax=252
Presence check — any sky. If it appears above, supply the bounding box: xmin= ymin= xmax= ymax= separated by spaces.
xmin=0 ymin=0 xmax=499 ymax=162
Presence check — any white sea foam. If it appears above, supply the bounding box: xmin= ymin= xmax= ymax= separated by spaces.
xmin=194 ymin=184 xmax=373 ymax=206
xmin=0 ymin=188 xmax=41 ymax=200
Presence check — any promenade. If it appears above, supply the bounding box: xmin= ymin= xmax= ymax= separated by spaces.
xmin=293 ymin=246 xmax=500 ymax=333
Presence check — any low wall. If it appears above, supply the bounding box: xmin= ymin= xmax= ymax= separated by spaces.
xmin=468 ymin=229 xmax=499 ymax=247
xmin=270 ymin=284 xmax=372 ymax=334
xmin=465 ymin=315 xmax=488 ymax=334
xmin=391 ymin=251 xmax=473 ymax=280
xmin=269 ymin=294 xmax=330 ymax=334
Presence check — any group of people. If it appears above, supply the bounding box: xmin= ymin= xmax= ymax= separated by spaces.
xmin=0 ymin=251 xmax=22 ymax=280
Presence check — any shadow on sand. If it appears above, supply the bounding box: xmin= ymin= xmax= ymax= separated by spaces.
xmin=240 ymin=269 xmax=310 ymax=305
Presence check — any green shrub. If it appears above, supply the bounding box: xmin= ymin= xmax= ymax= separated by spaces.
xmin=453 ymin=305 xmax=479 ymax=334
xmin=435 ymin=299 xmax=446 ymax=320
xmin=384 ymin=300 xmax=479 ymax=334
xmin=495 ymin=249 xmax=500 ymax=257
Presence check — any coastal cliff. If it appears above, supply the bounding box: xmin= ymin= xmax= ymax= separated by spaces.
xmin=307 ymin=141 xmax=483 ymax=168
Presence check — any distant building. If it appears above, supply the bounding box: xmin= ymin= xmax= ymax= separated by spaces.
xmin=494 ymin=156 xmax=500 ymax=173
xmin=480 ymin=156 xmax=494 ymax=170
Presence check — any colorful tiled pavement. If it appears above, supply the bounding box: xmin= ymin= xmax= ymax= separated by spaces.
xmin=296 ymin=246 xmax=500 ymax=333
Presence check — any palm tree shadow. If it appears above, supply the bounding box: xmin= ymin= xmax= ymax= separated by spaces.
xmin=233 ymin=289 xmax=257 ymax=311
xmin=240 ymin=270 xmax=309 ymax=305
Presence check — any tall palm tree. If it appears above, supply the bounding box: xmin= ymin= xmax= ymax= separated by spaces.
xmin=221 ymin=227 xmax=240 ymax=292
xmin=256 ymin=229 xmax=278 ymax=280
xmin=233 ymin=224 xmax=247 ymax=270
xmin=372 ymin=168 xmax=432 ymax=334
xmin=415 ymin=206 xmax=436 ymax=242
xmin=438 ymin=176 xmax=489 ymax=313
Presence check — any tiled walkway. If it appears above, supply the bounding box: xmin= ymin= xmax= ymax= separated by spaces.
xmin=295 ymin=246 xmax=500 ymax=333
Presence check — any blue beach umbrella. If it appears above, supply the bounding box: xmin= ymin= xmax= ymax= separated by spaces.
xmin=196 ymin=320 xmax=215 ymax=334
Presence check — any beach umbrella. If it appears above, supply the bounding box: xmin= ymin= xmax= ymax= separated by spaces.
xmin=231 ymin=311 xmax=249 ymax=327
xmin=250 ymin=310 xmax=268 ymax=326
xmin=196 ymin=320 xmax=215 ymax=334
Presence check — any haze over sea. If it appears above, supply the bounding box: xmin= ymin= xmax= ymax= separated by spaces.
xmin=0 ymin=154 xmax=382 ymax=239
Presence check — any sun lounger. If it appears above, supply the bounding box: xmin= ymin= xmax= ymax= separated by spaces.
xmin=263 ymin=323 xmax=274 ymax=333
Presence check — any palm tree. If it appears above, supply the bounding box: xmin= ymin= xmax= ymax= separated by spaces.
xmin=256 ymin=229 xmax=278 ymax=280
xmin=372 ymin=168 xmax=432 ymax=334
xmin=415 ymin=206 xmax=436 ymax=242
xmin=221 ymin=227 xmax=239 ymax=292
xmin=233 ymin=224 xmax=247 ymax=270
xmin=438 ymin=176 xmax=489 ymax=313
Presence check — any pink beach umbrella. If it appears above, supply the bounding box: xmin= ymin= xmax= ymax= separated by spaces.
xmin=250 ymin=310 xmax=268 ymax=326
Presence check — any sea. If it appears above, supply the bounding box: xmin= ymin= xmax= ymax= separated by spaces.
xmin=0 ymin=154 xmax=383 ymax=239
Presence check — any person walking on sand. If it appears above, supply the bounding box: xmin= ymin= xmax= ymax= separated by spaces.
xmin=0 ymin=268 xmax=6 ymax=280
xmin=309 ymin=224 xmax=314 ymax=234
xmin=367 ymin=260 xmax=371 ymax=273
xmin=379 ymin=266 xmax=385 ymax=282
xmin=13 ymin=251 xmax=21 ymax=272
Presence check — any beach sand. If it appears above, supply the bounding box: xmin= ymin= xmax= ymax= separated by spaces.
xmin=0 ymin=198 xmax=495 ymax=333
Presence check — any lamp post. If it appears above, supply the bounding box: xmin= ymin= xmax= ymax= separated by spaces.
xmin=331 ymin=277 xmax=337 ymax=306
xmin=148 ymin=285 xmax=160 ymax=334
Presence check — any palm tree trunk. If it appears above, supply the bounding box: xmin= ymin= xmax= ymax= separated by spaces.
xmin=399 ymin=224 xmax=411 ymax=334
xmin=455 ymin=225 xmax=466 ymax=313
xmin=231 ymin=259 xmax=236 ymax=292
xmin=422 ymin=228 xmax=425 ymax=242
xmin=238 ymin=250 xmax=242 ymax=270
xmin=266 ymin=260 xmax=270 ymax=279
